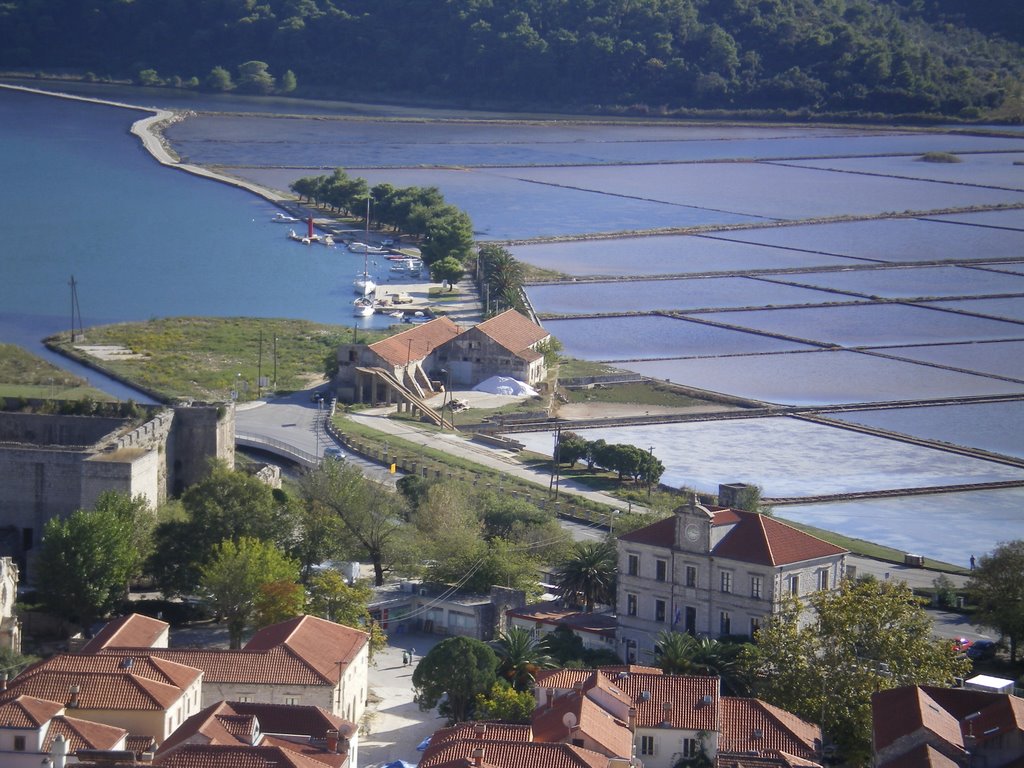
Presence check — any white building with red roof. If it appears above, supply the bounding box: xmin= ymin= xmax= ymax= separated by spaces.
xmin=617 ymin=494 xmax=847 ymax=660
xmin=334 ymin=310 xmax=551 ymax=404
xmin=535 ymin=667 xmax=822 ymax=768
xmin=2 ymin=653 xmax=202 ymax=746
xmin=0 ymin=693 xmax=128 ymax=766
xmin=91 ymin=615 xmax=368 ymax=745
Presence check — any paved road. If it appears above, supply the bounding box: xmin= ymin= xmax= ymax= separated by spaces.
xmin=234 ymin=391 xmax=396 ymax=485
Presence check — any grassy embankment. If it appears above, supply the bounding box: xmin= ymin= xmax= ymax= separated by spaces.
xmin=0 ymin=344 xmax=111 ymax=401
xmin=45 ymin=318 xmax=389 ymax=402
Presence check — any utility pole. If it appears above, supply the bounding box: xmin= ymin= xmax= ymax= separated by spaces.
xmin=257 ymin=329 xmax=263 ymax=399
xmin=273 ymin=336 xmax=278 ymax=388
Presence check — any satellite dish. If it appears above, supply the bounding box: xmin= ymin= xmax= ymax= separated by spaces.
xmin=562 ymin=712 xmax=578 ymax=730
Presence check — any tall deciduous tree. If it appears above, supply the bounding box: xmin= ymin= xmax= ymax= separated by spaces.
xmin=553 ymin=540 xmax=617 ymax=613
xmin=412 ymin=636 xmax=499 ymax=723
xmin=307 ymin=570 xmax=387 ymax=657
xmin=199 ymin=537 xmax=300 ymax=648
xmin=37 ymin=493 xmax=149 ymax=630
xmin=236 ymin=60 xmax=276 ymax=94
xmin=968 ymin=540 xmax=1024 ymax=661
xmin=299 ymin=460 xmax=405 ymax=585
xmin=748 ymin=579 xmax=970 ymax=764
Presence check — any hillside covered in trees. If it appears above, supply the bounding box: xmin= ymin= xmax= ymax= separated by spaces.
xmin=2 ymin=0 xmax=1021 ymax=119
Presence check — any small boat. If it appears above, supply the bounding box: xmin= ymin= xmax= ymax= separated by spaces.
xmin=387 ymin=310 xmax=404 ymax=319
xmin=272 ymin=212 xmax=299 ymax=223
xmin=322 ymin=234 xmax=335 ymax=247
xmin=352 ymin=296 xmax=375 ymax=317
xmin=348 ymin=242 xmax=386 ymax=254
xmin=288 ymin=229 xmax=312 ymax=245
xmin=354 ymin=274 xmax=376 ymax=296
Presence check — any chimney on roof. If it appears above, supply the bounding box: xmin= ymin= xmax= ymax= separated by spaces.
xmin=326 ymin=729 xmax=339 ymax=753
xmin=67 ymin=684 xmax=80 ymax=709
xmin=546 ymin=687 xmax=554 ymax=708
xmin=628 ymin=707 xmax=637 ymax=733
xmin=573 ymin=680 xmax=584 ymax=694
xmin=472 ymin=746 xmax=485 ymax=767
xmin=474 ymin=722 xmax=487 ymax=739
xmin=50 ymin=734 xmax=68 ymax=768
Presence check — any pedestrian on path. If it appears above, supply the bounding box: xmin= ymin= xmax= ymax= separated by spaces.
xmin=970 ymin=555 xmax=976 ymax=570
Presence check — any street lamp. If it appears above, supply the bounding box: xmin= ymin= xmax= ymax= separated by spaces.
xmin=439 ymin=368 xmax=451 ymax=428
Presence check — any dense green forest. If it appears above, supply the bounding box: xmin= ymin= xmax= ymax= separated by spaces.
xmin=1 ymin=0 xmax=1021 ymax=118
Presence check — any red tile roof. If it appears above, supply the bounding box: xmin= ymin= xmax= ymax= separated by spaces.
xmin=47 ymin=713 xmax=128 ymax=752
xmin=116 ymin=647 xmax=330 ymax=686
xmin=428 ymin=722 xmax=533 ymax=746
xmin=229 ymin=701 xmax=351 ymax=739
xmin=6 ymin=654 xmax=200 ymax=711
xmin=244 ymin=615 xmax=368 ymax=682
xmin=155 ymin=743 xmax=338 ymax=768
xmin=0 ymin=693 xmax=62 ymax=726
xmin=368 ymin=317 xmax=462 ymax=367
xmin=420 ymin=739 xmax=608 ymax=768
xmin=872 ymin=687 xmax=965 ymax=754
xmin=719 ymin=697 xmax=820 ymax=760
xmin=532 ymin=690 xmax=632 ymax=758
xmin=472 ymin=310 xmax=549 ymax=358
xmin=877 ymin=743 xmax=961 ymax=768
xmin=620 ymin=509 xmax=846 ymax=566
xmin=81 ymin=613 xmax=169 ymax=652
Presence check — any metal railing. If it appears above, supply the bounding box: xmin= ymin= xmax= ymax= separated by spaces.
xmin=235 ymin=431 xmax=320 ymax=468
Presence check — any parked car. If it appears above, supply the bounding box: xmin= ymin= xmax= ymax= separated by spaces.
xmin=967 ymin=639 xmax=998 ymax=660
xmin=311 ymin=390 xmax=326 ymax=402
xmin=323 ymin=445 xmax=344 ymax=461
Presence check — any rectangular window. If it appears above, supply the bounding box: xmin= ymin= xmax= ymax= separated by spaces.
xmin=682 ymin=738 xmax=698 ymax=758
xmin=685 ymin=565 xmax=697 ymax=588
xmin=284 ymin=696 xmax=300 ymax=706
xmin=655 ymin=559 xmax=667 ymax=582
xmin=790 ymin=575 xmax=800 ymax=596
xmin=655 ymin=599 xmax=666 ymax=622
xmin=237 ymin=694 xmax=253 ymax=703
xmin=627 ymin=593 xmax=638 ymax=617
xmin=818 ymin=569 xmax=830 ymax=591
xmin=750 ymin=617 xmax=761 ymax=638
xmin=627 ymin=554 xmax=639 ymax=576
xmin=14 ymin=735 xmax=25 ymax=751
xmin=721 ymin=571 xmax=732 ymax=593
xmin=720 ymin=611 xmax=731 ymax=636
xmin=751 ymin=575 xmax=762 ymax=599
xmin=641 ymin=736 xmax=655 ymax=756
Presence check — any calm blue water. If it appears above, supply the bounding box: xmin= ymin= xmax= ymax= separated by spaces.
xmin=0 ymin=89 xmax=396 ymax=358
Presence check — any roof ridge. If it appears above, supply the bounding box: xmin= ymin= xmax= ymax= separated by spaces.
xmin=756 ymin=512 xmax=775 ymax=566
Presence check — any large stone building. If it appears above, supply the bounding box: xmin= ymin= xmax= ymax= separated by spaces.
xmin=334 ymin=309 xmax=551 ymax=404
xmin=617 ymin=493 xmax=847 ymax=662
xmin=0 ymin=402 xmax=234 ymax=578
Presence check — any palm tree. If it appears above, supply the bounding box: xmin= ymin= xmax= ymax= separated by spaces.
xmin=491 ymin=627 xmax=555 ymax=691
xmin=688 ymin=636 xmax=751 ymax=695
xmin=553 ymin=540 xmax=617 ymax=613
xmin=655 ymin=630 xmax=697 ymax=675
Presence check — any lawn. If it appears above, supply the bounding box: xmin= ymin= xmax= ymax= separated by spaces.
xmin=560 ymin=380 xmax=713 ymax=408
xmin=46 ymin=317 xmax=393 ymax=403
xmin=0 ymin=344 xmax=112 ymax=401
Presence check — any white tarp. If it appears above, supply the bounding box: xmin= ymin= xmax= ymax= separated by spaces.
xmin=472 ymin=375 xmax=538 ymax=397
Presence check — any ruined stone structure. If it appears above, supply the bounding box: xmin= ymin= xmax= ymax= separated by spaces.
xmin=0 ymin=402 xmax=234 ymax=579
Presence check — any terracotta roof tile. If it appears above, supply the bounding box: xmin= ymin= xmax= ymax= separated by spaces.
xmin=428 ymin=722 xmax=533 ymax=747
xmin=47 ymin=713 xmax=127 ymax=752
xmin=81 ymin=613 xmax=169 ymax=652
xmin=618 ymin=516 xmax=676 ymax=546
xmin=420 ymin=738 xmax=608 ymax=768
xmin=719 ymin=697 xmax=820 ymax=760
xmin=244 ymin=615 xmax=368 ymax=681
xmin=260 ymin=734 xmax=348 ymax=767
xmin=6 ymin=670 xmax=184 ymax=711
xmin=620 ymin=510 xmax=846 ymax=566
xmin=532 ymin=691 xmax=632 ymax=758
xmin=21 ymin=653 xmax=201 ymax=689
xmin=0 ymin=693 xmax=63 ymax=727
xmin=877 ymin=743 xmax=961 ymax=768
xmin=872 ymin=687 xmax=965 ymax=754
xmin=611 ymin=672 xmax=720 ymax=730
xmin=473 ymin=311 xmax=550 ymax=357
xmin=229 ymin=701 xmax=351 ymax=739
xmin=156 ymin=744 xmax=335 ymax=768
xmin=713 ymin=510 xmax=846 ymax=566
xmin=368 ymin=317 xmax=462 ymax=367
